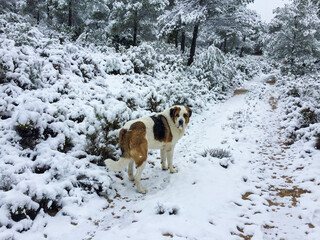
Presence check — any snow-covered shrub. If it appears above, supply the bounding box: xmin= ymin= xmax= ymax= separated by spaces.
xmin=233 ymin=55 xmax=274 ymax=79
xmin=127 ymin=43 xmax=158 ymax=74
xmin=315 ymin=134 xmax=320 ymax=150
xmin=85 ymin=106 xmax=130 ymax=164
xmin=126 ymin=42 xmax=185 ymax=75
xmin=15 ymin=121 xmax=41 ymax=149
xmin=190 ymin=45 xmax=240 ymax=94
xmin=279 ymin=73 xmax=320 ymax=145
xmin=201 ymin=148 xmax=231 ymax=159
xmin=146 ymin=91 xmax=164 ymax=112
xmin=201 ymin=147 xmax=234 ymax=168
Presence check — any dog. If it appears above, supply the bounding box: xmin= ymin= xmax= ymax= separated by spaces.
xmin=105 ymin=105 xmax=192 ymax=193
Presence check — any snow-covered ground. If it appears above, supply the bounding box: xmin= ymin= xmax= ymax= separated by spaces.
xmin=7 ymin=73 xmax=319 ymax=240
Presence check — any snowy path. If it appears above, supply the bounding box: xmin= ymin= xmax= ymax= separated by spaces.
xmin=25 ymin=75 xmax=320 ymax=240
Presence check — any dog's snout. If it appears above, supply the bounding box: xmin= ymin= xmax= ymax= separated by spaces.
xmin=179 ymin=119 xmax=184 ymax=126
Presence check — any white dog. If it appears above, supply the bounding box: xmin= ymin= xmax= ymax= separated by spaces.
xmin=105 ymin=105 xmax=192 ymax=193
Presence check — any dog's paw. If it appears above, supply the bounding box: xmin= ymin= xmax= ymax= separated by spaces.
xmin=170 ymin=168 xmax=178 ymax=173
xmin=137 ymin=187 xmax=148 ymax=194
xmin=128 ymin=175 xmax=135 ymax=181
xmin=162 ymin=165 xmax=168 ymax=171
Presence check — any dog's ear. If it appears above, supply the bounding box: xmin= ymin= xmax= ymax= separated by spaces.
xmin=170 ymin=107 xmax=178 ymax=120
xmin=186 ymin=106 xmax=192 ymax=117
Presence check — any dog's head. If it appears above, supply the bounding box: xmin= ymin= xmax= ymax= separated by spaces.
xmin=170 ymin=106 xmax=192 ymax=129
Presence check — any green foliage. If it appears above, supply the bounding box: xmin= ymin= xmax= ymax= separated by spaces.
xmin=315 ymin=134 xmax=320 ymax=150
xmin=0 ymin=61 xmax=9 ymax=84
xmin=201 ymin=148 xmax=231 ymax=159
xmin=86 ymin=111 xmax=126 ymax=165
xmin=127 ymin=43 xmax=157 ymax=74
xmin=287 ymin=86 xmax=301 ymax=98
xmin=58 ymin=136 xmax=74 ymax=153
xmin=147 ymin=92 xmax=163 ymax=112
xmin=265 ymin=0 xmax=320 ymax=75
xmin=191 ymin=45 xmax=238 ymax=92
xmin=300 ymin=108 xmax=318 ymax=128
xmin=15 ymin=122 xmax=40 ymax=149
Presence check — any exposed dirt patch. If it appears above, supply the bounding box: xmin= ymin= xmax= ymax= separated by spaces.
xmin=263 ymin=224 xmax=276 ymax=229
xmin=281 ymin=175 xmax=293 ymax=184
xmin=231 ymin=228 xmax=253 ymax=240
xmin=163 ymin=233 xmax=174 ymax=238
xmin=269 ymin=96 xmax=278 ymax=110
xmin=266 ymin=77 xmax=276 ymax=85
xmin=270 ymin=186 xmax=311 ymax=207
xmin=307 ymin=223 xmax=315 ymax=228
xmin=242 ymin=192 xmax=253 ymax=201
xmin=266 ymin=199 xmax=284 ymax=207
xmin=233 ymin=89 xmax=248 ymax=96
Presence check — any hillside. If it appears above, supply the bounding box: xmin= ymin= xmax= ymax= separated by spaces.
xmin=1 ymin=5 xmax=320 ymax=240
xmin=0 ymin=11 xmax=254 ymax=237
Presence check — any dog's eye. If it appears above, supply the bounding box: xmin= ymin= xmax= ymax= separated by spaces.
xmin=176 ymin=114 xmax=179 ymax=118
xmin=183 ymin=114 xmax=187 ymax=118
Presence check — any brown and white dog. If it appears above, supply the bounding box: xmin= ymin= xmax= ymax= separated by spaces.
xmin=105 ymin=105 xmax=192 ymax=193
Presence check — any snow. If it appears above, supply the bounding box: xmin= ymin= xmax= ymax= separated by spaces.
xmin=247 ymin=0 xmax=290 ymax=23
xmin=2 ymin=73 xmax=318 ymax=240
xmin=1 ymin=11 xmax=320 ymax=240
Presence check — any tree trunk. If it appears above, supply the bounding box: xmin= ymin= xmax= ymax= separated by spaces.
xmin=47 ymin=1 xmax=52 ymax=24
xmin=174 ymin=30 xmax=179 ymax=48
xmin=181 ymin=30 xmax=185 ymax=53
xmin=47 ymin=4 xmax=50 ymax=21
xmin=219 ymin=41 xmax=223 ymax=50
xmin=133 ymin=10 xmax=138 ymax=46
xmin=187 ymin=22 xmax=199 ymax=66
xmin=187 ymin=0 xmax=205 ymax=66
xmin=239 ymin=36 xmax=246 ymax=57
xmin=36 ymin=10 xmax=40 ymax=24
xmin=223 ymin=38 xmax=227 ymax=53
xmin=68 ymin=0 xmax=72 ymax=27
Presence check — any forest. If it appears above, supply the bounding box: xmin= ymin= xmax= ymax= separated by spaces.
xmin=0 ymin=0 xmax=320 ymax=239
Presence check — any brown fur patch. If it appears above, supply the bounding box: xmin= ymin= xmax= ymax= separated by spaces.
xmin=170 ymin=107 xmax=181 ymax=124
xmin=184 ymin=107 xmax=192 ymax=124
xmin=119 ymin=121 xmax=148 ymax=167
xmin=119 ymin=128 xmax=130 ymax=159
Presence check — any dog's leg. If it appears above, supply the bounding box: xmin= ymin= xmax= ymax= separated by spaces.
xmin=128 ymin=159 xmax=135 ymax=181
xmin=134 ymin=161 xmax=147 ymax=194
xmin=161 ymin=149 xmax=168 ymax=170
xmin=167 ymin=149 xmax=178 ymax=173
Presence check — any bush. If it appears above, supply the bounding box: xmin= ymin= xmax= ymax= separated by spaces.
xmin=190 ymin=45 xmax=239 ymax=93
xmin=201 ymin=148 xmax=232 ymax=159
xmin=279 ymin=74 xmax=320 ymax=145
xmin=315 ymin=134 xmax=320 ymax=150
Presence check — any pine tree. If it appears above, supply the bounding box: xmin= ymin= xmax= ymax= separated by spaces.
xmin=23 ymin=0 xmax=47 ymax=24
xmin=265 ymin=0 xmax=320 ymax=75
xmin=109 ymin=0 xmax=168 ymax=47
xmin=211 ymin=7 xmax=261 ymax=56
xmin=160 ymin=0 xmax=253 ymax=65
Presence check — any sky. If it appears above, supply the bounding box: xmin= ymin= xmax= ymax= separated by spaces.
xmin=247 ymin=0 xmax=291 ymax=23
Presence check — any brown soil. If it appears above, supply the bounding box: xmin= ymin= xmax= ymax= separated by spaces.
xmin=269 ymin=96 xmax=278 ymax=110
xmin=266 ymin=77 xmax=276 ymax=85
xmin=233 ymin=89 xmax=249 ymax=96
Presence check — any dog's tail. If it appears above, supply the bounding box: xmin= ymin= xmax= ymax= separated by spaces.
xmin=105 ymin=158 xmax=130 ymax=172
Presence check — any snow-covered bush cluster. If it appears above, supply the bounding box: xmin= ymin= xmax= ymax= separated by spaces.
xmin=191 ymin=46 xmax=238 ymax=94
xmin=278 ymin=73 xmax=320 ymax=147
xmin=0 ymin=12 xmax=256 ymax=234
